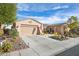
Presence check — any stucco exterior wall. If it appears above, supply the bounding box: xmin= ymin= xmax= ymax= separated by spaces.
xmin=47 ymin=24 xmax=66 ymax=35
xmin=16 ymin=19 xmax=43 ymax=36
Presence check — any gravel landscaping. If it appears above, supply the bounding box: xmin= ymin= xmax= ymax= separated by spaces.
xmin=8 ymin=37 xmax=29 ymax=51
xmin=0 ymin=36 xmax=29 ymax=54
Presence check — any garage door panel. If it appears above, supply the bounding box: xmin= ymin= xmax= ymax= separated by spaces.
xmin=20 ymin=26 xmax=37 ymax=36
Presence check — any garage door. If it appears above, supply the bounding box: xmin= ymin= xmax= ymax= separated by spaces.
xmin=20 ymin=24 xmax=37 ymax=36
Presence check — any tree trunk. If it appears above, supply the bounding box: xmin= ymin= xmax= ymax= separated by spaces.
xmin=12 ymin=22 xmax=16 ymax=29
xmin=0 ymin=22 xmax=2 ymax=29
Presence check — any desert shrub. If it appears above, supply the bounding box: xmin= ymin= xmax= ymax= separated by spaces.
xmin=49 ymin=36 xmax=67 ymax=41
xmin=1 ymin=40 xmax=13 ymax=52
xmin=9 ymin=28 xmax=19 ymax=39
xmin=3 ymin=28 xmax=10 ymax=35
xmin=53 ymin=32 xmax=61 ymax=37
xmin=68 ymin=26 xmax=79 ymax=37
xmin=0 ymin=29 xmax=4 ymax=37
xmin=49 ymin=32 xmax=67 ymax=41
xmin=73 ymin=26 xmax=79 ymax=35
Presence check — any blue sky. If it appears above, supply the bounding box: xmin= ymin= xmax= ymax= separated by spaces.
xmin=17 ymin=3 xmax=79 ymax=24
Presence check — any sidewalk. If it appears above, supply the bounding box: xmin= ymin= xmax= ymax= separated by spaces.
xmin=1 ymin=36 xmax=79 ymax=56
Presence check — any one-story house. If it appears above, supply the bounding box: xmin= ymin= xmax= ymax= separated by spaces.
xmin=16 ymin=18 xmax=68 ymax=36
xmin=16 ymin=18 xmax=44 ymax=36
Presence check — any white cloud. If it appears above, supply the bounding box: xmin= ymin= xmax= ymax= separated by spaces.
xmin=65 ymin=12 xmax=79 ymax=17
xmin=52 ymin=6 xmax=61 ymax=10
xmin=17 ymin=13 xmax=68 ymax=24
xmin=17 ymin=4 xmax=69 ymax=12
xmin=17 ymin=4 xmax=51 ymax=12
xmin=52 ymin=5 xmax=69 ymax=10
xmin=46 ymin=16 xmax=68 ymax=24
xmin=55 ymin=10 xmax=79 ymax=18
xmin=17 ymin=14 xmax=26 ymax=17
xmin=17 ymin=4 xmax=30 ymax=11
xmin=41 ymin=16 xmax=67 ymax=24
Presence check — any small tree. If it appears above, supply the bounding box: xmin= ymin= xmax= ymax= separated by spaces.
xmin=67 ymin=16 xmax=79 ymax=37
xmin=0 ymin=3 xmax=16 ymax=29
xmin=71 ymin=16 xmax=78 ymax=22
xmin=0 ymin=4 xmax=16 ymax=35
xmin=68 ymin=16 xmax=79 ymax=29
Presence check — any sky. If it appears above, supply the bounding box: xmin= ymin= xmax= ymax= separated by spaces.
xmin=17 ymin=3 xmax=79 ymax=24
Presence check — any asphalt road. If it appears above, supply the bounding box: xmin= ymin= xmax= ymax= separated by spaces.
xmin=56 ymin=44 xmax=79 ymax=56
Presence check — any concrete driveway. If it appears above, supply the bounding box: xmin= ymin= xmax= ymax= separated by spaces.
xmin=21 ymin=35 xmax=66 ymax=56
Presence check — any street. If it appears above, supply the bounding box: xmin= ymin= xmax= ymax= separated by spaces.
xmin=56 ymin=44 xmax=79 ymax=56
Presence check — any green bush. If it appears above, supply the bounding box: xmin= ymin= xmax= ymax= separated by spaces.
xmin=0 ymin=29 xmax=4 ymax=36
xmin=9 ymin=28 xmax=19 ymax=39
xmin=3 ymin=28 xmax=10 ymax=35
xmin=1 ymin=40 xmax=13 ymax=52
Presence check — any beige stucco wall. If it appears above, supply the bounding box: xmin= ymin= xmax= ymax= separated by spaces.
xmin=16 ymin=19 xmax=43 ymax=36
xmin=20 ymin=26 xmax=37 ymax=36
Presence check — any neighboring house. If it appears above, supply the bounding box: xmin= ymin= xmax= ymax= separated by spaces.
xmin=16 ymin=18 xmax=44 ymax=36
xmin=46 ymin=23 xmax=68 ymax=35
